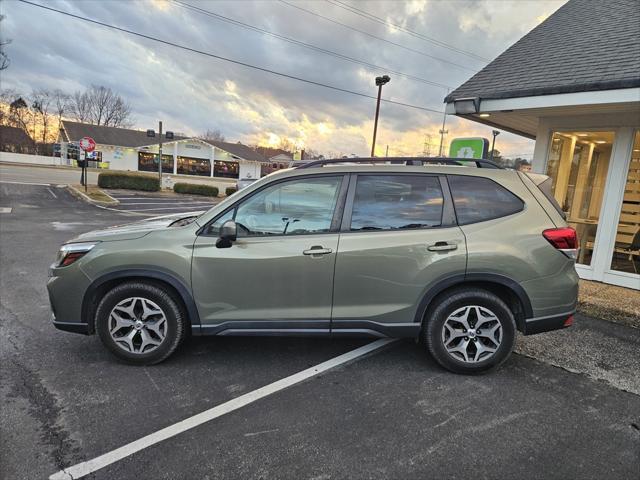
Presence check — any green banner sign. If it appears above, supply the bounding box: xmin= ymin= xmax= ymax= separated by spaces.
xmin=449 ymin=137 xmax=489 ymax=159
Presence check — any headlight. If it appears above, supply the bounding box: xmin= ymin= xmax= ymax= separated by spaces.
xmin=55 ymin=242 xmax=98 ymax=267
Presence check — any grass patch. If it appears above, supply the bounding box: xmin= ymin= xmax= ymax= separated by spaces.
xmin=71 ymin=185 xmax=116 ymax=204
xmin=173 ymin=182 xmax=219 ymax=197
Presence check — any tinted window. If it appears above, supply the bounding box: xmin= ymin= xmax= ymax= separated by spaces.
xmin=350 ymin=175 xmax=443 ymax=231
xmin=234 ymin=176 xmax=342 ymax=236
xmin=448 ymin=175 xmax=524 ymax=225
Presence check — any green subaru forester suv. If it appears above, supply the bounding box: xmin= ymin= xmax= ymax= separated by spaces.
xmin=48 ymin=158 xmax=579 ymax=374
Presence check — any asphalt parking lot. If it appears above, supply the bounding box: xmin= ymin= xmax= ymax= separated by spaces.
xmin=1 ymin=182 xmax=639 ymax=480
xmin=107 ymin=190 xmax=220 ymax=216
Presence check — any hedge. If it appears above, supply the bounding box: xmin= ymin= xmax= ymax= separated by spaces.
xmin=98 ymin=171 xmax=160 ymax=191
xmin=173 ymin=182 xmax=219 ymax=197
xmin=225 ymin=187 xmax=237 ymax=196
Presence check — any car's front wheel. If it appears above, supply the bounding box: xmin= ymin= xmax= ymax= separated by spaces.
xmin=95 ymin=281 xmax=186 ymax=365
xmin=423 ymin=288 xmax=516 ymax=374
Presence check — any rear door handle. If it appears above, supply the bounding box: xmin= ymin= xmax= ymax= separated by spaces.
xmin=427 ymin=241 xmax=458 ymax=252
xmin=303 ymin=246 xmax=333 ymax=256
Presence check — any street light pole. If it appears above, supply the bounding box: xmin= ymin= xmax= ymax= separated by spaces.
xmin=371 ymin=75 xmax=390 ymax=157
xmin=490 ymin=129 xmax=500 ymax=161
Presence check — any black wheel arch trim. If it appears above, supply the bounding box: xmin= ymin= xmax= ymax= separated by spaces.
xmin=82 ymin=268 xmax=201 ymax=334
xmin=414 ymin=272 xmax=534 ymax=329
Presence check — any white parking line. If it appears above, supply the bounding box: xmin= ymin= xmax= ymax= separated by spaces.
xmin=111 ymin=197 xmax=206 ymax=201
xmin=117 ymin=202 xmax=215 ymax=206
xmin=47 ymin=188 xmax=58 ymax=199
xmin=49 ymin=338 xmax=396 ymax=480
xmin=121 ymin=206 xmax=212 ymax=211
xmin=0 ymin=180 xmax=58 ymax=186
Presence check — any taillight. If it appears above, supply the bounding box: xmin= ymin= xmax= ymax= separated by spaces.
xmin=542 ymin=227 xmax=578 ymax=259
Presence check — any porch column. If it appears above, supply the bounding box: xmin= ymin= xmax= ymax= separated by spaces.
xmin=570 ymin=142 xmax=595 ymax=219
xmin=555 ymin=136 xmax=576 ymax=205
xmin=173 ymin=142 xmax=178 ymax=175
xmin=210 ymin=145 xmax=215 ymax=177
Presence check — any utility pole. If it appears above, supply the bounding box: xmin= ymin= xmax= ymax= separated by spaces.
xmin=438 ymin=112 xmax=448 ymax=157
xmin=423 ymin=134 xmax=432 ymax=156
xmin=385 ymin=145 xmax=389 ymax=157
xmin=371 ymin=75 xmax=390 ymax=157
xmin=158 ymin=120 xmax=163 ymax=182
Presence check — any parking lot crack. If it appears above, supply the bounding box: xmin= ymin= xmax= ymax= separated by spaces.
xmin=7 ymin=358 xmax=81 ymax=471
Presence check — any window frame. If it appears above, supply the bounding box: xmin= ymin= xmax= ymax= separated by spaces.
xmin=446 ymin=174 xmax=525 ymax=226
xmin=340 ymin=172 xmax=456 ymax=233
xmin=199 ymin=173 xmax=350 ymax=238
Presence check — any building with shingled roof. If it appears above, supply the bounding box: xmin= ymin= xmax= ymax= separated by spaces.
xmin=444 ymin=0 xmax=639 ymax=288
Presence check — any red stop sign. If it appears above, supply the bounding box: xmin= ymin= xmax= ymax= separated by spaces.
xmin=79 ymin=137 xmax=96 ymax=152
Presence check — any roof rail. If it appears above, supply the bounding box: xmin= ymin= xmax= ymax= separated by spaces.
xmin=296 ymin=157 xmax=503 ymax=169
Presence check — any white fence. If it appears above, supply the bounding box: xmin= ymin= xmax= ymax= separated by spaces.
xmin=0 ymin=151 xmax=68 ymax=166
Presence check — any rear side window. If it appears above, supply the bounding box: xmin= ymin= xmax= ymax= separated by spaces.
xmin=350 ymin=175 xmax=443 ymax=231
xmin=448 ymin=175 xmax=524 ymax=225
xmin=537 ymin=176 xmax=566 ymax=219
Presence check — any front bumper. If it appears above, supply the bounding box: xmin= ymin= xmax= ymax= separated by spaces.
xmin=53 ymin=317 xmax=90 ymax=335
xmin=48 ymin=262 xmax=93 ymax=335
xmin=523 ymin=311 xmax=575 ymax=335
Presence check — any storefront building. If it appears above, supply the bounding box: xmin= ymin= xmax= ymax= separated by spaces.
xmin=445 ymin=0 xmax=639 ymax=289
xmin=57 ymin=121 xmax=267 ymax=181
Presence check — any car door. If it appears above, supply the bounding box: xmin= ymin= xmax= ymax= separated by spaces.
xmin=331 ymin=173 xmax=467 ymax=336
xmin=192 ymin=174 xmax=347 ymax=334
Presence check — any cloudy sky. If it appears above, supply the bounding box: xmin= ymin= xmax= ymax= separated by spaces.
xmin=2 ymin=0 xmax=566 ymax=157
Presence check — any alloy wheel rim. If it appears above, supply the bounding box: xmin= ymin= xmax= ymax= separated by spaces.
xmin=108 ymin=297 xmax=167 ymax=354
xmin=441 ymin=305 xmax=502 ymax=363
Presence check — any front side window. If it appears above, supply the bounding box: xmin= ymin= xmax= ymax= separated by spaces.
xmin=448 ymin=175 xmax=524 ymax=225
xmin=350 ymin=175 xmax=443 ymax=231
xmin=234 ymin=176 xmax=342 ymax=236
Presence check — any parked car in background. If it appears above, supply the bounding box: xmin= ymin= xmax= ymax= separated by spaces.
xmin=48 ymin=157 xmax=579 ymax=374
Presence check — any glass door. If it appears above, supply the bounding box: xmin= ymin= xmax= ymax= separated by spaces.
xmin=546 ymin=131 xmax=615 ymax=266
xmin=609 ymin=131 xmax=640 ymax=276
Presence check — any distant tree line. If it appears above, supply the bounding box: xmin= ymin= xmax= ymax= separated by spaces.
xmin=0 ymin=85 xmax=133 ymax=154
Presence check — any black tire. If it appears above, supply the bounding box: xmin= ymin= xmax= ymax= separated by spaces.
xmin=96 ymin=281 xmax=186 ymax=365
xmin=423 ymin=287 xmax=516 ymax=374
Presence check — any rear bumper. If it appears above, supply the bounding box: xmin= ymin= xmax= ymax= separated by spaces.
xmin=523 ymin=311 xmax=575 ymax=335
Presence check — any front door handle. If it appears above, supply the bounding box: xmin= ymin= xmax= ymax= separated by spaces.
xmin=427 ymin=241 xmax=458 ymax=252
xmin=303 ymin=246 xmax=333 ymax=256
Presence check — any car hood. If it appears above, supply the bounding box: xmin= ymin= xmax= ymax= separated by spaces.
xmin=67 ymin=211 xmax=205 ymax=243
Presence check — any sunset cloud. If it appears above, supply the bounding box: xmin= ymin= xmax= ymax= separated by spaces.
xmin=2 ymin=0 xmax=564 ymax=158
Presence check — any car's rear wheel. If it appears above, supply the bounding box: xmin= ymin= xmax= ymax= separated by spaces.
xmin=423 ymin=287 xmax=516 ymax=374
xmin=96 ymin=281 xmax=186 ymax=365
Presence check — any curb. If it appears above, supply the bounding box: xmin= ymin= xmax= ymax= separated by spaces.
xmin=67 ymin=185 xmax=120 ymax=207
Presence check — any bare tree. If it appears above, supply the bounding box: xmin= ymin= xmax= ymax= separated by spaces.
xmin=52 ymin=89 xmax=69 ymax=124
xmin=0 ymin=15 xmax=10 ymax=71
xmin=277 ymin=137 xmax=294 ymax=153
xmin=0 ymin=89 xmax=18 ymax=125
xmin=69 ymin=90 xmax=92 ymax=123
xmin=8 ymin=97 xmax=31 ymax=133
xmin=31 ymin=89 xmax=54 ymax=144
xmin=201 ymin=128 xmax=225 ymax=142
xmin=68 ymin=85 xmax=132 ymax=127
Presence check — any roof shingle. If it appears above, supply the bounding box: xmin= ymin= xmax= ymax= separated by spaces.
xmin=61 ymin=121 xmax=187 ymax=147
xmin=445 ymin=0 xmax=640 ymax=103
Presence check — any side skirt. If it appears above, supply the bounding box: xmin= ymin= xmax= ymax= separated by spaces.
xmin=193 ymin=320 xmax=421 ymax=338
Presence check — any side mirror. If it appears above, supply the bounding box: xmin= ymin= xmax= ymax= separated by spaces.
xmin=216 ymin=219 xmax=237 ymax=248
